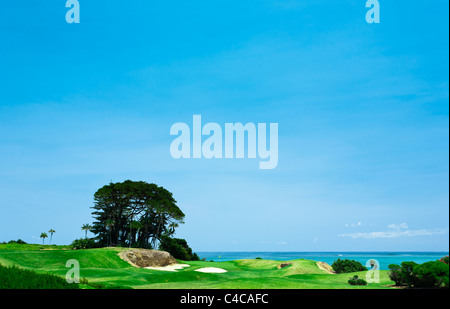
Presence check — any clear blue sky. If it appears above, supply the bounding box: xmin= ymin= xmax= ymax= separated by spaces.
xmin=0 ymin=1 xmax=448 ymax=251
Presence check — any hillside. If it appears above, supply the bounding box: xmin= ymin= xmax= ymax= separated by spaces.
xmin=0 ymin=244 xmax=394 ymax=289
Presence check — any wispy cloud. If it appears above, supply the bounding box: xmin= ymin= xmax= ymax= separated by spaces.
xmin=387 ymin=223 xmax=409 ymax=230
xmin=339 ymin=227 xmax=449 ymax=239
xmin=345 ymin=221 xmax=363 ymax=228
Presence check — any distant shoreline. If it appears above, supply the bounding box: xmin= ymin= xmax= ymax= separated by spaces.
xmin=196 ymin=251 xmax=449 ymax=270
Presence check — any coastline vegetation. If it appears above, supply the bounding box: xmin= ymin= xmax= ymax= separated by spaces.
xmin=388 ymin=260 xmax=449 ymax=288
xmin=0 ymin=243 xmax=448 ymax=289
xmin=1 ymin=181 xmax=447 ymax=289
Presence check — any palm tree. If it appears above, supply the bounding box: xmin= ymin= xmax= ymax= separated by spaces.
xmin=81 ymin=224 xmax=93 ymax=239
xmin=40 ymin=232 xmax=48 ymax=244
xmin=48 ymin=229 xmax=55 ymax=244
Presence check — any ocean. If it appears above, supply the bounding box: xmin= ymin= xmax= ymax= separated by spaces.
xmin=196 ymin=252 xmax=449 ymax=270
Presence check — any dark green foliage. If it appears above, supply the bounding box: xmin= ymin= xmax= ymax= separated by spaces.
xmin=11 ymin=239 xmax=27 ymax=244
xmin=71 ymin=238 xmax=100 ymax=249
xmin=348 ymin=275 xmax=367 ymax=286
xmin=387 ymin=260 xmax=449 ymax=288
xmin=442 ymin=277 xmax=449 ymax=288
xmin=159 ymin=236 xmax=200 ymax=261
xmin=91 ymin=180 xmax=185 ymax=248
xmin=0 ymin=264 xmax=79 ymax=289
xmin=388 ymin=264 xmax=404 ymax=286
xmin=1 ymin=239 xmax=28 ymax=245
xmin=413 ymin=261 xmax=449 ymax=288
xmin=400 ymin=261 xmax=418 ymax=287
xmin=331 ymin=259 xmax=368 ymax=274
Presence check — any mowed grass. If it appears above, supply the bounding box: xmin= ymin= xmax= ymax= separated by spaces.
xmin=0 ymin=244 xmax=395 ymax=289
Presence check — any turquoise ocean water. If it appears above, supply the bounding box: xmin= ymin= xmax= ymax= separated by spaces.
xmin=196 ymin=252 xmax=449 ymax=270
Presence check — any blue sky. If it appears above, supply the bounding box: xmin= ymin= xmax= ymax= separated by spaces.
xmin=0 ymin=1 xmax=448 ymax=251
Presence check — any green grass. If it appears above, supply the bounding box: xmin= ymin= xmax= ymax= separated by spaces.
xmin=0 ymin=243 xmax=72 ymax=251
xmin=0 ymin=244 xmax=395 ymax=289
xmin=0 ymin=263 xmax=80 ymax=289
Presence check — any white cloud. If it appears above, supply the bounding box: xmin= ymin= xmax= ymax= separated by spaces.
xmin=387 ymin=223 xmax=409 ymax=230
xmin=345 ymin=221 xmax=362 ymax=228
xmin=339 ymin=228 xmax=449 ymax=239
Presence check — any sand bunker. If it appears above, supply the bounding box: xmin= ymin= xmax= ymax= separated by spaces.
xmin=316 ymin=261 xmax=335 ymax=274
xmin=118 ymin=249 xmax=227 ymax=273
xmin=195 ymin=267 xmax=227 ymax=273
xmin=145 ymin=264 xmax=191 ymax=272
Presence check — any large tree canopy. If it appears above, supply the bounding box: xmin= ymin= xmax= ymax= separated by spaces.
xmin=91 ymin=180 xmax=185 ymax=248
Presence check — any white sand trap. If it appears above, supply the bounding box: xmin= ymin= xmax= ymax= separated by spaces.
xmin=145 ymin=264 xmax=190 ymax=272
xmin=195 ymin=267 xmax=227 ymax=273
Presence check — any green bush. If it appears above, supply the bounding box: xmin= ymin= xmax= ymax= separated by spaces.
xmin=400 ymin=261 xmax=418 ymax=287
xmin=1 ymin=239 xmax=28 ymax=245
xmin=413 ymin=261 xmax=449 ymax=288
xmin=442 ymin=277 xmax=449 ymax=288
xmin=71 ymin=238 xmax=99 ymax=249
xmin=348 ymin=275 xmax=367 ymax=286
xmin=388 ymin=260 xmax=449 ymax=288
xmin=388 ymin=264 xmax=404 ymax=286
xmin=439 ymin=256 xmax=449 ymax=265
xmin=0 ymin=264 xmax=79 ymax=289
xmin=8 ymin=239 xmax=27 ymax=244
xmin=331 ymin=259 xmax=368 ymax=274
xmin=159 ymin=236 xmax=200 ymax=261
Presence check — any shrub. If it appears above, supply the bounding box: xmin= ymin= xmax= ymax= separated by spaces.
xmin=389 ymin=260 xmax=449 ymax=288
xmin=388 ymin=264 xmax=404 ymax=286
xmin=439 ymin=256 xmax=449 ymax=265
xmin=442 ymin=277 xmax=449 ymax=288
xmin=348 ymin=275 xmax=367 ymax=286
xmin=400 ymin=261 xmax=418 ymax=287
xmin=7 ymin=239 xmax=27 ymax=244
xmin=159 ymin=236 xmax=200 ymax=261
xmin=331 ymin=259 xmax=368 ymax=274
xmin=71 ymin=238 xmax=99 ymax=249
xmin=413 ymin=261 xmax=449 ymax=288
xmin=0 ymin=264 xmax=79 ymax=289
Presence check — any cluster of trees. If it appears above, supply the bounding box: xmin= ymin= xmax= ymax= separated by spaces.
xmin=12 ymin=180 xmax=198 ymax=260
xmin=388 ymin=259 xmax=449 ymax=288
xmin=91 ymin=180 xmax=186 ymax=250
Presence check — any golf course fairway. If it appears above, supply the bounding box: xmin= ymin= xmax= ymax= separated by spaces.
xmin=0 ymin=244 xmax=395 ymax=289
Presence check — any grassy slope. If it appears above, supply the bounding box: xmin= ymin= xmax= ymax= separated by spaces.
xmin=0 ymin=244 xmax=394 ymax=289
